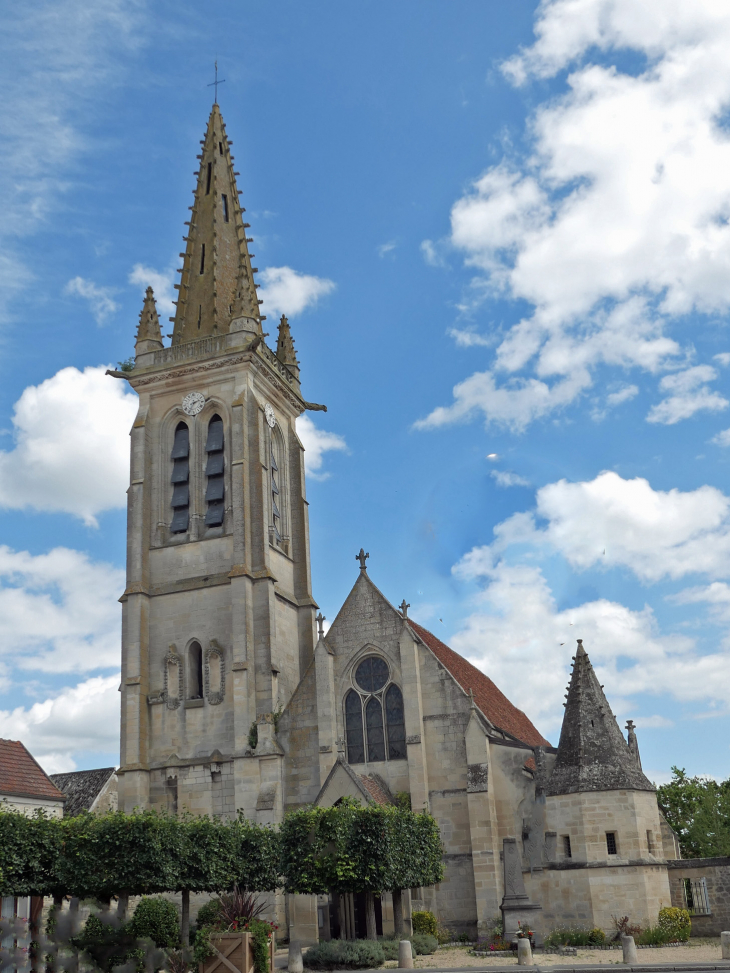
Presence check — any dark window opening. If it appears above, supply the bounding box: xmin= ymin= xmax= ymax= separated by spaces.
xmin=206 ymin=162 xmax=212 ymax=194
xmin=218 ymin=141 xmax=223 ymax=155
xmin=356 ymin=657 xmax=389 ymax=693
xmin=205 ymin=414 xmax=224 ymax=527
xmin=345 ymin=689 xmax=365 ymax=763
xmin=189 ymin=641 xmax=203 ymax=698
xmin=271 ymin=441 xmax=282 ymax=542
xmin=222 ymin=194 xmax=229 ymax=223
xmin=606 ymin=832 xmax=617 ymax=855
xmin=170 ymin=422 xmax=189 ymax=534
xmin=197 ymin=305 xmax=202 ymax=329
xmin=385 ymin=684 xmax=406 ymax=759
xmin=199 ymin=244 xmax=205 ymax=275
xmin=366 ymin=696 xmax=385 ymax=762
xmin=563 ymin=835 xmax=572 ymax=858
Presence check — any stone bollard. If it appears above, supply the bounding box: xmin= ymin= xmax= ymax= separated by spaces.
xmin=398 ymin=940 xmax=414 ymax=969
xmin=288 ymin=940 xmax=303 ymax=973
xmin=722 ymin=932 xmax=730 ymax=960
xmin=622 ymin=935 xmax=638 ymax=965
xmin=517 ymin=937 xmax=533 ymax=966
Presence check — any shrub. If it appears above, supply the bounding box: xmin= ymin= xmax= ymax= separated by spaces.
xmin=195 ymin=898 xmax=223 ymax=932
xmin=658 ymin=907 xmax=691 ymax=942
xmin=128 ymin=897 xmax=180 ymax=948
xmin=303 ymin=940 xmax=385 ymax=969
xmin=411 ymin=933 xmax=437 ymax=955
xmin=379 ymin=940 xmax=399 ymax=961
xmin=611 ymin=916 xmax=642 ymax=942
xmin=636 ymin=925 xmax=671 ymax=946
xmin=411 ymin=911 xmax=437 ymax=936
xmin=435 ymin=925 xmax=451 ymax=945
xmin=72 ymin=915 xmax=140 ymax=973
xmin=544 ymin=926 xmax=605 ymax=948
xmin=217 ymin=887 xmax=267 ymax=927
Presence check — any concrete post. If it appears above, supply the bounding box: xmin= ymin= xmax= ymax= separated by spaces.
xmin=721 ymin=932 xmax=730 ymax=960
xmin=622 ymin=935 xmax=638 ymax=965
xmin=288 ymin=941 xmax=303 ymax=973
xmin=398 ymin=941 xmax=413 ymax=969
xmin=517 ymin=938 xmax=533 ymax=966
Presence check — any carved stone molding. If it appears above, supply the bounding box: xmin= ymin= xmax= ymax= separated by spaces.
xmin=163 ymin=645 xmax=182 ymax=710
xmin=406 ymin=734 xmax=422 ymax=745
xmin=204 ymin=638 xmax=226 ymax=705
xmin=467 ymin=762 xmax=489 ymax=793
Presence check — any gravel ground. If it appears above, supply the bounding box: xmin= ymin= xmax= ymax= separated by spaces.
xmin=391 ymin=940 xmax=724 ymax=968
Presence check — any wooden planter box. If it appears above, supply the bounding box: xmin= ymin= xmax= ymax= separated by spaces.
xmin=200 ymin=932 xmax=276 ymax=973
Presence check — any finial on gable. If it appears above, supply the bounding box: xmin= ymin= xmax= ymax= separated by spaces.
xmin=399 ymin=599 xmax=410 ymax=618
xmin=356 ymin=548 xmax=369 ymax=572
xmin=316 ymin=611 xmax=326 ymax=640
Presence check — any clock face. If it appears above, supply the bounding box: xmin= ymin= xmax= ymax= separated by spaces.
xmin=265 ymin=403 xmax=276 ymax=428
xmin=182 ymin=391 xmax=205 ymax=416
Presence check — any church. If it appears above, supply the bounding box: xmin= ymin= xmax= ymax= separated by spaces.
xmin=112 ymin=103 xmax=680 ymax=943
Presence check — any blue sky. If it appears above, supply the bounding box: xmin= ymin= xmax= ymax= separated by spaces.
xmin=2 ymin=0 xmax=730 ymax=783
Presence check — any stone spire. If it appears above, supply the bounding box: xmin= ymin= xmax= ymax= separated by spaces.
xmin=135 ymin=287 xmax=163 ymax=355
xmin=545 ymin=640 xmax=654 ymax=796
xmin=171 ymin=103 xmax=263 ymax=345
xmin=275 ymin=314 xmax=300 ymax=379
xmin=626 ymin=720 xmax=642 ymax=770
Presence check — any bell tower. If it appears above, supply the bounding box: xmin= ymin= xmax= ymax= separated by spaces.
xmin=114 ymin=104 xmax=321 ymax=819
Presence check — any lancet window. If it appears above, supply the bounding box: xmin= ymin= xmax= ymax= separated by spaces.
xmin=344 ymin=656 xmax=406 ymax=764
xmin=170 ymin=422 xmax=190 ymax=534
xmin=188 ymin=641 xmax=203 ymax=699
xmin=271 ymin=434 xmax=282 ymax=543
xmin=205 ymin=414 xmax=224 ymax=527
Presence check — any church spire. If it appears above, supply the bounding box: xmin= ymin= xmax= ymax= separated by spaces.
xmin=135 ymin=286 xmax=163 ymax=355
xmin=275 ymin=314 xmax=300 ymax=379
xmin=171 ymin=104 xmax=263 ymax=345
xmin=545 ymin=640 xmax=654 ymax=796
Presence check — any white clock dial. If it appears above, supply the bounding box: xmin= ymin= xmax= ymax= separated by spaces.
xmin=265 ymin=403 xmax=276 ymax=428
xmin=182 ymin=391 xmax=205 ymax=416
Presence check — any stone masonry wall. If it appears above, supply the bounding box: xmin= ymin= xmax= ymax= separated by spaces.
xmin=667 ymin=858 xmax=730 ymax=937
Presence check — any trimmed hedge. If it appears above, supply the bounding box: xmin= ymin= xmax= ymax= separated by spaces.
xmin=303 ymin=940 xmax=385 ymax=969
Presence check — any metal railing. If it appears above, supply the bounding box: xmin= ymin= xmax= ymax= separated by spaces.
xmin=683 ymin=877 xmax=711 ymax=915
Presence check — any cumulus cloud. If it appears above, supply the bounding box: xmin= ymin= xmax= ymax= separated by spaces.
xmin=457 ymin=470 xmax=730 ymax=583
xmin=258 ymin=266 xmax=335 ymax=318
xmin=129 ymin=263 xmax=176 ymax=318
xmin=711 ymin=428 xmax=730 ymax=447
xmin=0 ymin=674 xmax=120 ymax=774
xmin=418 ymin=1 xmax=730 ymax=430
xmin=647 ymin=365 xmax=728 ymax=425
xmin=420 ymin=239 xmax=446 ymax=268
xmin=447 ymin=327 xmax=493 ymax=348
xmin=64 ymin=277 xmax=119 ymax=325
xmin=0 ymin=545 xmax=123 ymax=674
xmin=606 ymin=385 xmax=639 ymax=408
xmin=0 ymin=365 xmax=138 ymax=525
xmin=295 ymin=415 xmax=348 ymax=480
xmin=491 ymin=470 xmax=530 ymax=488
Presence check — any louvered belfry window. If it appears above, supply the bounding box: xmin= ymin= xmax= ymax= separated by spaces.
xmin=271 ymin=439 xmax=282 ymax=542
xmin=205 ymin=414 xmax=224 ymax=527
xmin=170 ymin=422 xmax=190 ymax=533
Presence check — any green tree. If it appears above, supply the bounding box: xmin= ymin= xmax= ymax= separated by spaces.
xmin=657 ymin=766 xmax=730 ymax=858
xmin=0 ymin=808 xmax=62 ymax=896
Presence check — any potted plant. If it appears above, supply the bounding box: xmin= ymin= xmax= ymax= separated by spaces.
xmin=194 ymin=888 xmax=277 ymax=973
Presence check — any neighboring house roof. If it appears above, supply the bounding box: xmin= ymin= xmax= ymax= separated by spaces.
xmin=49 ymin=767 xmax=116 ymax=817
xmin=0 ymin=738 xmax=66 ymax=803
xmin=408 ymin=620 xmax=550 ymax=748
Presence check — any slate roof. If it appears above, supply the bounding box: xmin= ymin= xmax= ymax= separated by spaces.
xmin=0 ymin=738 xmax=66 ymax=803
xmin=49 ymin=767 xmax=116 ymax=817
xmin=408 ymin=620 xmax=550 ymax=748
xmin=545 ymin=640 xmax=655 ymax=795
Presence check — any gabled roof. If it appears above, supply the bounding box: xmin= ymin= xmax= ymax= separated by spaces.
xmin=0 ymin=739 xmax=66 ymax=803
xmin=49 ymin=767 xmax=116 ymax=817
xmin=546 ymin=640 xmax=654 ymax=795
xmin=315 ymin=759 xmax=394 ymax=807
xmin=408 ymin=620 xmax=550 ymax=748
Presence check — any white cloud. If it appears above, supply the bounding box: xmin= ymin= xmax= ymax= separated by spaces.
xmin=714 ymin=353 xmax=730 ymax=367
xmin=419 ymin=1 xmax=730 ymax=429
xmin=377 ymin=241 xmax=397 ymax=258
xmin=449 ymin=559 xmax=727 ymax=734
xmin=711 ymin=428 xmax=730 ymax=447
xmin=129 ymin=263 xmax=176 ymax=318
xmin=258 ymin=266 xmax=335 ymax=318
xmin=296 ymin=415 xmax=348 ymax=480
xmin=0 ymin=545 xmax=123 ymax=674
xmin=457 ymin=470 xmax=730 ymax=584
xmin=64 ymin=277 xmax=119 ymax=325
xmin=420 ymin=239 xmax=447 ymax=268
xmin=0 ymin=364 xmax=138 ymax=525
xmin=0 ymin=674 xmax=120 ymax=774
xmin=447 ymin=327 xmax=493 ymax=348
xmin=491 ymin=470 xmax=530 ymax=488
xmin=606 ymin=384 xmax=639 ymax=408
xmin=647 ymin=365 xmax=728 ymax=425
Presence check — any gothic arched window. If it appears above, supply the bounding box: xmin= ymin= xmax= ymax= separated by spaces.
xmin=205 ymin=414 xmax=224 ymax=527
xmin=170 ymin=422 xmax=190 ymax=533
xmin=344 ymin=657 xmax=406 ymax=764
xmin=188 ymin=641 xmax=203 ymax=699
xmin=270 ymin=429 xmax=284 ymax=543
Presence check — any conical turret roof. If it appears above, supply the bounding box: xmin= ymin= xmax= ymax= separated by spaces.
xmin=171 ymin=104 xmax=262 ymax=344
xmin=135 ymin=286 xmax=163 ymax=352
xmin=276 ymin=314 xmax=299 ymax=378
xmin=545 ymin=640 xmax=654 ymax=796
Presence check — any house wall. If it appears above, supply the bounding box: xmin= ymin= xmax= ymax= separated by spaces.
xmin=667 ymin=857 xmax=730 ymax=937
xmin=0 ymin=795 xmax=63 ymax=818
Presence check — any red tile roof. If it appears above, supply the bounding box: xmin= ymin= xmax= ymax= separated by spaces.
xmin=408 ymin=621 xmax=550 ymax=748
xmin=0 ymin=739 xmax=66 ymax=803
xmin=358 ymin=773 xmax=393 ymax=805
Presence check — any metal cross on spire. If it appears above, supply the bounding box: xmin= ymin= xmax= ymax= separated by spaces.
xmin=356 ymin=548 xmax=369 ymax=571
xmin=207 ymin=59 xmax=226 ymax=104
xmin=399 ymin=600 xmax=410 ymax=618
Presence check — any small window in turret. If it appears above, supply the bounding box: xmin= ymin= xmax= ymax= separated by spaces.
xmin=563 ymin=835 xmax=571 ymax=858
xmin=222 ymin=194 xmax=229 ymax=223
xmin=206 ymin=162 xmax=212 ymax=194
xmin=218 ymin=142 xmax=223 ymax=155
xmin=606 ymin=832 xmax=618 ymax=855
xmin=199 ymin=244 xmax=205 ymax=275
